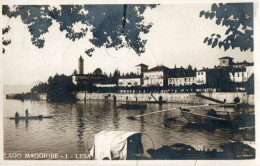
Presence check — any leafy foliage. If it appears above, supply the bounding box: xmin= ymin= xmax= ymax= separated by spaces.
xmin=2 ymin=5 xmax=156 ymax=56
xmin=200 ymin=3 xmax=253 ymax=51
xmin=2 ymin=26 xmax=11 ymax=53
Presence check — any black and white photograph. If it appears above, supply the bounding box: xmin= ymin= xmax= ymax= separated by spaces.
xmin=1 ymin=0 xmax=259 ymax=164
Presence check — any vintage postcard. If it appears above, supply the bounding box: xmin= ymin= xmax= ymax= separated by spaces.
xmin=0 ymin=0 xmax=259 ymax=165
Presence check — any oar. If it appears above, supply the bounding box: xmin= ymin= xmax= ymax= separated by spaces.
xmin=126 ymin=104 xmax=218 ymax=120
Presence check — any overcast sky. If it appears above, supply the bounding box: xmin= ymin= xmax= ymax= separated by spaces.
xmin=3 ymin=4 xmax=253 ymax=85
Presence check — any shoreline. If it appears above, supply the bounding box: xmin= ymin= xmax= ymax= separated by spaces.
xmin=75 ymin=92 xmax=254 ymax=106
xmin=5 ymin=91 xmax=254 ymax=106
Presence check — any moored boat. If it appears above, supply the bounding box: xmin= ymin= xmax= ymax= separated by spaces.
xmin=119 ymin=102 xmax=147 ymax=109
xmin=180 ymin=108 xmax=231 ymax=125
xmin=9 ymin=115 xmax=53 ymax=120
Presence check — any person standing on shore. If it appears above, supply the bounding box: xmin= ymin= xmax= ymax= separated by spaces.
xmin=15 ymin=112 xmax=19 ymax=120
xmin=25 ymin=109 xmax=29 ymax=117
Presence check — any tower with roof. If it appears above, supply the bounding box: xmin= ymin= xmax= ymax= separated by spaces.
xmin=78 ymin=56 xmax=84 ymax=74
xmin=219 ymin=56 xmax=234 ymax=67
xmin=136 ymin=63 xmax=148 ymax=75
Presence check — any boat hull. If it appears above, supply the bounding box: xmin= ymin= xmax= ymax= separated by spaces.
xmin=9 ymin=115 xmax=53 ymax=120
xmin=119 ymin=104 xmax=147 ymax=110
xmin=181 ymin=110 xmax=230 ymax=125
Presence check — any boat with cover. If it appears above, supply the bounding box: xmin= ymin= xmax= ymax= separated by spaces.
xmin=89 ymin=131 xmax=144 ymax=160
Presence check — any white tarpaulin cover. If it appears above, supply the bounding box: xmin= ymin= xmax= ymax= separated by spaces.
xmin=89 ymin=131 xmax=139 ymax=160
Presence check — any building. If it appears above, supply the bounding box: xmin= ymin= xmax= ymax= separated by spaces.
xmin=229 ymin=66 xmax=254 ymax=83
xmin=168 ymin=68 xmax=196 ymax=86
xmin=72 ymin=56 xmax=106 ymax=88
xmin=136 ymin=63 xmax=148 ymax=75
xmin=232 ymin=60 xmax=254 ymax=68
xmin=118 ymin=63 xmax=148 ymax=87
xmin=219 ymin=56 xmax=234 ymax=67
xmin=196 ymin=68 xmax=228 ymax=87
xmin=143 ymin=65 xmax=172 ymax=87
xmin=118 ymin=75 xmax=142 ymax=87
xmin=78 ymin=56 xmax=84 ymax=74
xmin=196 ymin=68 xmax=208 ymax=85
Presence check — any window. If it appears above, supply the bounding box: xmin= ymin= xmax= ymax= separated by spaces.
xmin=198 ymin=72 xmax=200 ymax=75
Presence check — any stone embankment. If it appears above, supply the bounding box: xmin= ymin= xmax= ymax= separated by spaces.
xmin=75 ymin=92 xmax=254 ymax=105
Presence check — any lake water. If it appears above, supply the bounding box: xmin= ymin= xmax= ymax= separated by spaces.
xmin=3 ymin=99 xmax=254 ymax=160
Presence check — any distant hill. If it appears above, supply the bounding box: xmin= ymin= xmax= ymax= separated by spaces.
xmin=3 ymin=81 xmax=42 ymax=95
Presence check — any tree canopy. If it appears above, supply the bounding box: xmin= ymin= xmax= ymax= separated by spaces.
xmin=200 ymin=3 xmax=253 ymax=52
xmin=2 ymin=5 xmax=156 ymax=56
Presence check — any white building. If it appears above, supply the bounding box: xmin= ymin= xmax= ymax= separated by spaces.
xmin=118 ymin=63 xmax=148 ymax=87
xmin=118 ymin=77 xmax=142 ymax=87
xmin=168 ymin=76 xmax=196 ymax=86
xmin=196 ymin=69 xmax=207 ymax=85
xmin=229 ymin=66 xmax=254 ymax=82
xmin=143 ymin=66 xmax=171 ymax=87
xmin=168 ymin=68 xmax=196 ymax=86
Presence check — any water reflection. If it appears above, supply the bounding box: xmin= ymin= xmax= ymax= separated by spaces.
xmin=140 ymin=110 xmax=145 ymax=133
xmin=4 ymin=99 xmax=255 ymax=159
xmin=25 ymin=119 xmax=28 ymax=129
xmin=75 ymin=105 xmax=85 ymax=153
xmin=112 ymin=107 xmax=119 ymax=129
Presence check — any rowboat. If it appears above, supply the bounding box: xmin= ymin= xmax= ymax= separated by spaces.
xmin=9 ymin=115 xmax=53 ymax=120
xmin=146 ymin=100 xmax=166 ymax=104
xmin=180 ymin=108 xmax=231 ymax=125
xmin=119 ymin=103 xmax=147 ymax=109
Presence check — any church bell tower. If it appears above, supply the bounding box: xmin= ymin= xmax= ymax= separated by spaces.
xmin=78 ymin=56 xmax=84 ymax=74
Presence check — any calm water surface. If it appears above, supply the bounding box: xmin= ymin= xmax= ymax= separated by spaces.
xmin=3 ymin=99 xmax=253 ymax=159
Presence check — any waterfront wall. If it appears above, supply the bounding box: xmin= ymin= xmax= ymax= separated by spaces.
xmin=75 ymin=92 xmax=254 ymax=105
xmin=201 ymin=92 xmax=254 ymax=105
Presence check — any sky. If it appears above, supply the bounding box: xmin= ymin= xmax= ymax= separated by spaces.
xmin=2 ymin=4 xmax=253 ymax=85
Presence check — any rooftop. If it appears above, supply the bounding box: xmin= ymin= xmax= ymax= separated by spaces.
xmin=233 ymin=61 xmax=254 ymax=66
xmin=197 ymin=68 xmax=217 ymax=72
xmin=219 ymin=56 xmax=234 ymax=60
xmin=170 ymin=68 xmax=196 ymax=78
xmin=146 ymin=65 xmax=171 ymax=73
xmin=136 ymin=63 xmax=148 ymax=67
xmin=119 ymin=74 xmax=142 ymax=79
xmin=230 ymin=67 xmax=247 ymax=72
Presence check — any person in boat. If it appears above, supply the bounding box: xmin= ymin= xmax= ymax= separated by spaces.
xmin=25 ymin=109 xmax=29 ymax=117
xmin=15 ymin=112 xmax=19 ymax=120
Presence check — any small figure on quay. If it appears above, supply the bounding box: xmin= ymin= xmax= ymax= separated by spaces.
xmin=15 ymin=112 xmax=19 ymax=120
xmin=25 ymin=109 xmax=29 ymax=117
